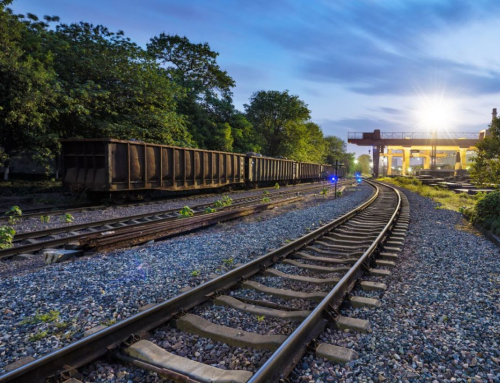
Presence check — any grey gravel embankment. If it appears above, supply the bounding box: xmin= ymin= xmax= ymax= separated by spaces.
xmin=291 ymin=187 xmax=500 ymax=383
xmin=0 ymin=183 xmax=373 ymax=374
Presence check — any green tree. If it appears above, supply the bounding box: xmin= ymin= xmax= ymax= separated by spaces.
xmin=44 ymin=23 xmax=190 ymax=146
xmin=244 ymin=90 xmax=311 ymax=157
xmin=357 ymin=154 xmax=372 ymax=175
xmin=230 ymin=112 xmax=260 ymax=153
xmin=324 ymin=136 xmax=346 ymax=164
xmin=0 ymin=2 xmax=56 ymax=179
xmin=147 ymin=34 xmax=236 ymax=150
xmin=470 ymin=117 xmax=500 ymax=186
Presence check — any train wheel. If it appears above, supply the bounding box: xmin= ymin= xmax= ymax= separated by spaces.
xmin=110 ymin=192 xmax=126 ymax=205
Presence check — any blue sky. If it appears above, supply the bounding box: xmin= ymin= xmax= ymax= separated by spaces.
xmin=10 ymin=0 xmax=500 ymax=156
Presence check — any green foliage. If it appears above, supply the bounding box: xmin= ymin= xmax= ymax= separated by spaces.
xmin=0 ymin=226 xmax=15 ymax=249
xmin=379 ymin=177 xmax=479 ymax=211
xmin=262 ymin=190 xmax=269 ymax=195
xmin=320 ymin=188 xmax=329 ymax=195
xmin=245 ymin=90 xmax=311 ymax=157
xmin=5 ymin=206 xmax=22 ymax=216
xmin=357 ymin=154 xmax=372 ymax=175
xmin=63 ymin=213 xmax=74 ymax=223
xmin=0 ymin=4 xmax=57 ymax=174
xmin=470 ymin=117 xmax=500 ymax=186
xmin=274 ymin=183 xmax=280 ymax=189
xmin=222 ymin=257 xmax=234 ymax=267
xmin=213 ymin=196 xmax=232 ymax=208
xmin=262 ymin=197 xmax=271 ymax=203
xmin=335 ymin=190 xmax=343 ymax=197
xmin=204 ymin=207 xmax=216 ymax=214
xmin=256 ymin=315 xmax=265 ymax=322
xmin=190 ymin=270 xmax=200 ymax=277
xmin=101 ymin=318 xmax=117 ymax=326
xmin=20 ymin=309 xmax=60 ymax=325
xmin=40 ymin=215 xmax=51 ymax=223
xmin=179 ymin=206 xmax=195 ymax=218
xmin=470 ymin=191 xmax=500 ymax=235
xmin=29 ymin=330 xmax=48 ymax=341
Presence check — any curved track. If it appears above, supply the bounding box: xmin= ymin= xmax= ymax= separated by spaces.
xmin=0 ymin=181 xmax=409 ymax=383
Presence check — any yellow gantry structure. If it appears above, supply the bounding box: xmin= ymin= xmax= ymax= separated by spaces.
xmin=347 ymin=130 xmax=485 ymax=176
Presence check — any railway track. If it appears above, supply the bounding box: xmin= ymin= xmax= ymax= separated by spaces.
xmin=0 ymin=181 xmax=340 ymax=222
xmin=0 ymin=182 xmax=349 ymax=259
xmin=0 ymin=180 xmax=409 ymax=383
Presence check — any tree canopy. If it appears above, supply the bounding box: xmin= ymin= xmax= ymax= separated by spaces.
xmin=0 ymin=1 xmax=353 ymax=179
xmin=470 ymin=117 xmax=500 ymax=186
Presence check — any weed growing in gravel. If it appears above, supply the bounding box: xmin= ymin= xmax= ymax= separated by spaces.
xmin=262 ymin=197 xmax=271 ymax=203
xmin=190 ymin=270 xmax=200 ymax=277
xmin=5 ymin=206 xmax=22 ymax=224
xmin=335 ymin=190 xmax=343 ymax=197
xmin=205 ymin=207 xmax=216 ymax=214
xmin=222 ymin=257 xmax=234 ymax=267
xmin=179 ymin=206 xmax=195 ymax=218
xmin=101 ymin=318 xmax=117 ymax=326
xmin=40 ymin=215 xmax=51 ymax=223
xmin=274 ymin=183 xmax=280 ymax=189
xmin=5 ymin=205 xmax=22 ymax=217
xmin=0 ymin=226 xmax=15 ymax=249
xmin=29 ymin=330 xmax=48 ymax=341
xmin=262 ymin=190 xmax=269 ymax=195
xmin=63 ymin=213 xmax=74 ymax=223
xmin=256 ymin=315 xmax=265 ymax=322
xmin=20 ymin=310 xmax=60 ymax=325
xmin=320 ymin=187 xmax=329 ymax=195
xmin=213 ymin=196 xmax=232 ymax=208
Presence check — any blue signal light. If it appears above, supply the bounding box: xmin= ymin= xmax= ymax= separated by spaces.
xmin=357 ymin=178 xmax=362 ymax=183
xmin=331 ymin=176 xmax=337 ymax=182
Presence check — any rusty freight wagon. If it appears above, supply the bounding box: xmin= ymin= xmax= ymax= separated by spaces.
xmin=61 ymin=139 xmax=246 ymax=203
xmin=246 ymin=154 xmax=297 ymax=187
xmin=297 ymin=162 xmax=323 ymax=182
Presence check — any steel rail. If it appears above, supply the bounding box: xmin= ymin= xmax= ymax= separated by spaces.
xmin=0 ymin=183 xmax=339 ymax=259
xmin=0 ymin=182 xmax=378 ymax=383
xmin=249 ymin=181 xmax=401 ymax=382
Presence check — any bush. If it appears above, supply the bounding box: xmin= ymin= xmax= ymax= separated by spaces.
xmin=472 ymin=191 xmax=500 ymax=235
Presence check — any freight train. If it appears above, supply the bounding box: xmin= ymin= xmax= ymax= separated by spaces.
xmin=61 ymin=139 xmax=346 ymax=203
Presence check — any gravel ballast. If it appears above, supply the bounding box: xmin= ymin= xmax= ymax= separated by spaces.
xmin=290 ymin=187 xmax=500 ymax=382
xmin=0 ymin=183 xmax=373 ymax=374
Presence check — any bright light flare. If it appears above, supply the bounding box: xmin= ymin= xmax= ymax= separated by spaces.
xmin=414 ymin=94 xmax=458 ymax=132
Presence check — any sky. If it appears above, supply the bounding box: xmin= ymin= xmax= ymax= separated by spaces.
xmin=10 ymin=0 xmax=500 ymax=156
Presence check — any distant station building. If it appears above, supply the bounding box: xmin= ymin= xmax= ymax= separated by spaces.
xmin=347 ymin=109 xmax=497 ymax=178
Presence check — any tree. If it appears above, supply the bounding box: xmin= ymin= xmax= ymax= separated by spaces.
xmin=357 ymin=154 xmax=372 ymax=175
xmin=324 ymin=136 xmax=347 ymax=164
xmin=147 ymin=34 xmax=236 ymax=150
xmin=0 ymin=2 xmax=56 ymax=179
xmin=244 ymin=90 xmax=311 ymax=157
xmin=470 ymin=117 xmax=500 ymax=186
xmin=44 ymin=23 xmax=191 ymax=146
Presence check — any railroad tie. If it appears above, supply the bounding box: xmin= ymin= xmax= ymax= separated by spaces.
xmin=173 ymin=314 xmax=287 ymax=351
xmin=263 ymin=268 xmax=341 ymax=285
xmin=213 ymin=295 xmax=310 ymax=320
xmin=125 ymin=340 xmax=252 ymax=383
xmin=241 ymin=280 xmax=327 ymax=301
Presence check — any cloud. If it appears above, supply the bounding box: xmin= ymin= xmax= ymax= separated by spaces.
xmin=255 ymin=0 xmax=500 ymax=96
